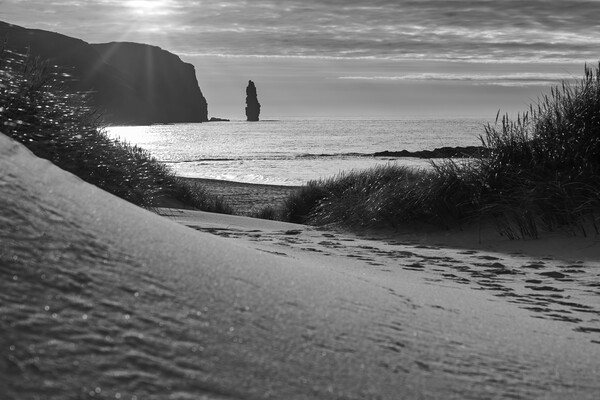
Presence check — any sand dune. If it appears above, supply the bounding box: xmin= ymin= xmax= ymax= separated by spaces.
xmin=1 ymin=133 xmax=600 ymax=399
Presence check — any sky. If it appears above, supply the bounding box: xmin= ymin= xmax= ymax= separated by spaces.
xmin=2 ymin=0 xmax=600 ymax=120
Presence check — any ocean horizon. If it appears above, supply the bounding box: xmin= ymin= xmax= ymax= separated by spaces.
xmin=107 ymin=117 xmax=491 ymax=186
xmin=107 ymin=117 xmax=490 ymax=186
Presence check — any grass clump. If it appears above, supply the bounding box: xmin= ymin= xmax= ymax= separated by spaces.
xmin=282 ymin=64 xmax=600 ymax=238
xmin=283 ymin=163 xmax=482 ymax=229
xmin=477 ymin=64 xmax=600 ymax=238
xmin=251 ymin=205 xmax=280 ymax=220
xmin=0 ymin=49 xmax=231 ymax=213
xmin=171 ymin=180 xmax=233 ymax=214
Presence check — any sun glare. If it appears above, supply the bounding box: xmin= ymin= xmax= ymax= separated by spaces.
xmin=125 ymin=0 xmax=172 ymax=16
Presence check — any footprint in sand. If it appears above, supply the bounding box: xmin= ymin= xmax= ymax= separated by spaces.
xmin=538 ymin=271 xmax=568 ymax=279
xmin=403 ymin=263 xmax=425 ymax=271
xmin=442 ymin=273 xmax=470 ymax=284
xmin=574 ymin=326 xmax=600 ymax=333
xmin=367 ymin=262 xmax=386 ymax=267
xmin=301 ymin=247 xmax=324 ymax=253
xmin=257 ymin=249 xmax=289 ymax=257
xmin=318 ymin=240 xmax=344 ymax=248
xmin=413 ymin=245 xmax=440 ymax=250
xmin=524 ymin=285 xmax=564 ymax=292
xmin=522 ymin=263 xmax=546 ymax=270
xmin=560 ymin=265 xmax=588 ymax=273
xmin=476 ymin=255 xmax=502 ymax=261
xmin=483 ymin=263 xmax=522 ymax=276
xmin=525 ymin=279 xmax=543 ymax=284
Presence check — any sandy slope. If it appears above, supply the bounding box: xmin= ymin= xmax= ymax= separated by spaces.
xmin=1 ymin=133 xmax=600 ymax=399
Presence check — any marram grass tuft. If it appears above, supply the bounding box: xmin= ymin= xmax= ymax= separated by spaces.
xmin=0 ymin=49 xmax=231 ymax=213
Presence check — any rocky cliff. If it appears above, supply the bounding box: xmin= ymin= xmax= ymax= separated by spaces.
xmin=0 ymin=21 xmax=208 ymax=124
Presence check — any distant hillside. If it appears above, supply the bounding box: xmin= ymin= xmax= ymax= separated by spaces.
xmin=0 ymin=21 xmax=208 ymax=124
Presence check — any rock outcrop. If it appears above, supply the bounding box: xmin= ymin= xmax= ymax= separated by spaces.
xmin=245 ymin=80 xmax=261 ymax=121
xmin=373 ymin=146 xmax=488 ymax=159
xmin=0 ymin=21 xmax=208 ymax=124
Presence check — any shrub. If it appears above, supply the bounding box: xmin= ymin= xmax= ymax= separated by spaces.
xmin=0 ymin=49 xmax=231 ymax=213
xmin=479 ymin=64 xmax=600 ymax=237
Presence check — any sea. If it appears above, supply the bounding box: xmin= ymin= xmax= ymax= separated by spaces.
xmin=106 ymin=118 xmax=491 ymax=186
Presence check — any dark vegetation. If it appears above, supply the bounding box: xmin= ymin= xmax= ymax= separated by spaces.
xmin=372 ymin=145 xmax=487 ymax=159
xmin=0 ymin=49 xmax=231 ymax=213
xmin=277 ymin=65 xmax=600 ymax=238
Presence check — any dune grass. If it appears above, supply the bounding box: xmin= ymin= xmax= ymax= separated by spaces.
xmin=281 ymin=163 xmax=482 ymax=229
xmin=0 ymin=49 xmax=232 ymax=213
xmin=3 ymin=47 xmax=599 ymax=236
xmin=281 ymin=64 xmax=600 ymax=238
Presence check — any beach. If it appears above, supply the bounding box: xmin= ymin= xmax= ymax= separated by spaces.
xmin=5 ymin=3 xmax=600 ymax=398
xmin=2 ymin=133 xmax=600 ymax=399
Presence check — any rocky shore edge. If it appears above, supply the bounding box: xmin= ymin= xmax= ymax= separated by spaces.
xmin=373 ymin=145 xmax=488 ymax=159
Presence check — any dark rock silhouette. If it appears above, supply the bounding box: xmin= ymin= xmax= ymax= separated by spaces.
xmin=93 ymin=42 xmax=208 ymax=124
xmin=245 ymin=80 xmax=261 ymax=121
xmin=0 ymin=21 xmax=208 ymax=125
xmin=373 ymin=146 xmax=489 ymax=158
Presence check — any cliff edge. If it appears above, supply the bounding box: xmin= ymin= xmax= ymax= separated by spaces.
xmin=0 ymin=21 xmax=208 ymax=124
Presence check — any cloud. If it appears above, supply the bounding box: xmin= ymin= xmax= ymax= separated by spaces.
xmin=2 ymin=0 xmax=600 ymax=63
xmin=338 ymin=72 xmax=578 ymax=87
xmin=180 ymin=0 xmax=600 ymax=63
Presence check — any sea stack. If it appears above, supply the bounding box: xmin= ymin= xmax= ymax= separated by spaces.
xmin=245 ymin=80 xmax=261 ymax=121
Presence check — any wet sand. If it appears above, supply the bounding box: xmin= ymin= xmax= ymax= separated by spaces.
xmin=179 ymin=177 xmax=301 ymax=215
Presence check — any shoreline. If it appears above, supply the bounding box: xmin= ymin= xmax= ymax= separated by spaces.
xmin=179 ymin=176 xmax=301 ymax=215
